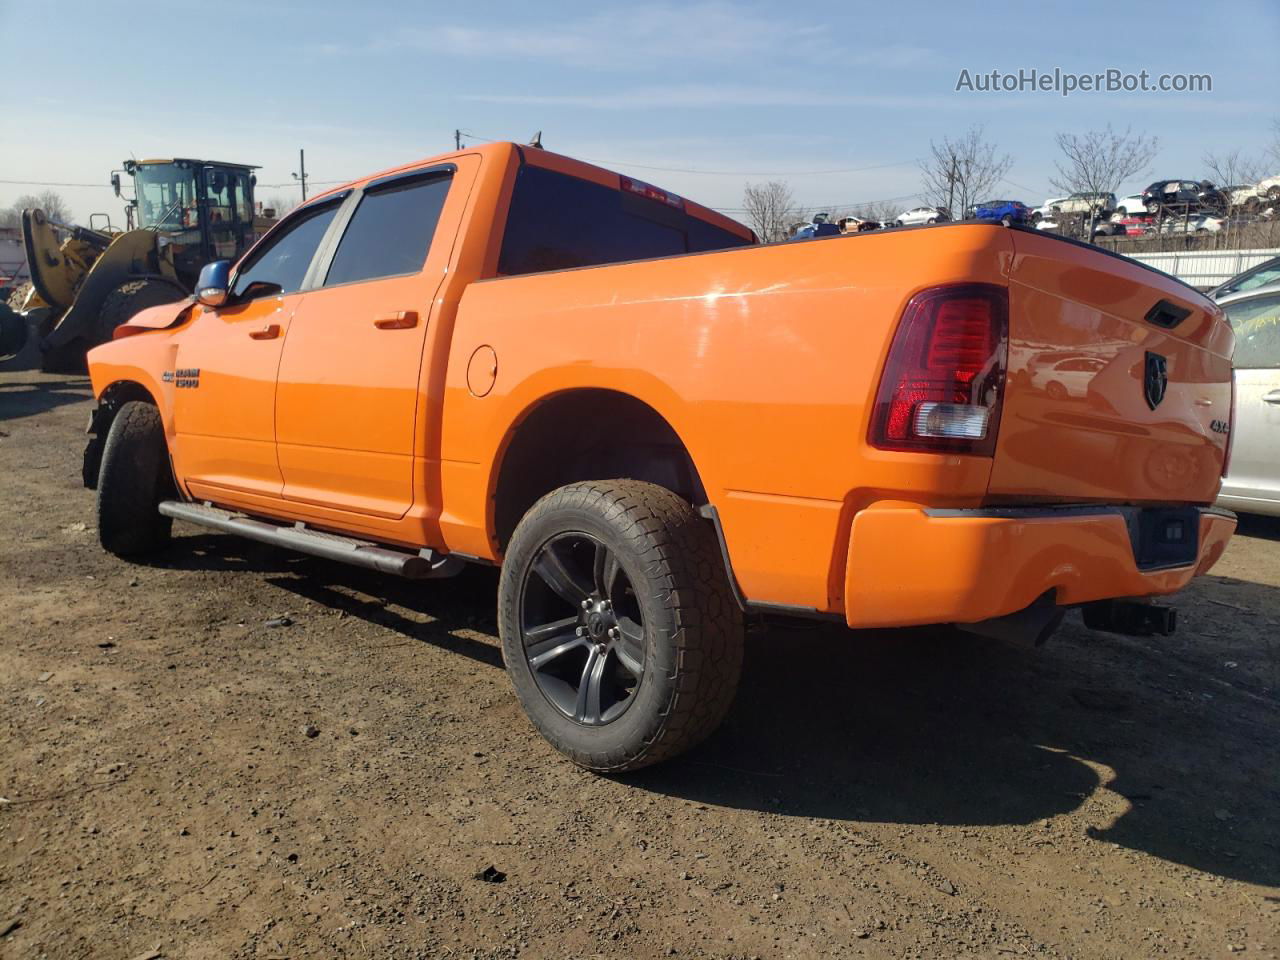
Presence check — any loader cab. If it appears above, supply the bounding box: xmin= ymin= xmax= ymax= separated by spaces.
xmin=122 ymin=158 xmax=259 ymax=285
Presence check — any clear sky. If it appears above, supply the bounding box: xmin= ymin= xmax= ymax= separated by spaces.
xmin=3 ymin=0 xmax=1277 ymax=225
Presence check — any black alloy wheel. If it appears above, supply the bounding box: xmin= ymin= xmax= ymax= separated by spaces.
xmin=519 ymin=531 xmax=646 ymax=726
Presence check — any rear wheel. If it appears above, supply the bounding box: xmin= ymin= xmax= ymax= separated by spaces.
xmin=97 ymin=401 xmax=173 ymax=556
xmin=96 ymin=279 xmax=185 ymax=343
xmin=498 ymin=480 xmax=744 ymax=772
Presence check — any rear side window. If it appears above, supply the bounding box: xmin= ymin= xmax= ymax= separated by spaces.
xmin=324 ymin=173 xmax=452 ymax=286
xmin=1225 ymin=294 xmax=1280 ymax=368
xmin=498 ymin=165 xmax=752 ymax=277
xmin=232 ymin=199 xmax=341 ymax=297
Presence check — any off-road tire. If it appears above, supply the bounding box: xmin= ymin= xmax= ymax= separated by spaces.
xmin=0 ymin=301 xmax=26 ymax=360
xmin=96 ymin=279 xmax=184 ymax=343
xmin=498 ymin=480 xmax=744 ymax=772
xmin=97 ymin=401 xmax=173 ymax=556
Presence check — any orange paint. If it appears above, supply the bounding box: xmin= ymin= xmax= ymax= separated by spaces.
xmin=88 ymin=141 xmax=1235 ymax=626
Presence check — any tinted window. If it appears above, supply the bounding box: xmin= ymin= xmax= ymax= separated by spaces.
xmin=324 ymin=173 xmax=452 ymax=287
xmin=498 ymin=165 xmax=752 ymax=277
xmin=1225 ymin=294 xmax=1280 ymax=368
xmin=232 ymin=199 xmax=341 ymax=298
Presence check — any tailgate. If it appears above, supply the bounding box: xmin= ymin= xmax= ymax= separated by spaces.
xmin=989 ymin=231 xmax=1234 ymax=504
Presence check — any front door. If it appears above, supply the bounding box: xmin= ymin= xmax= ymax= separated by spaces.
xmin=173 ymin=196 xmax=343 ymax=499
xmin=1221 ymin=291 xmax=1280 ymax=505
xmin=274 ymin=165 xmax=465 ymax=519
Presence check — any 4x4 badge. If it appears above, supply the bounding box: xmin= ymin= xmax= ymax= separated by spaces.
xmin=1143 ymin=351 xmax=1167 ymax=410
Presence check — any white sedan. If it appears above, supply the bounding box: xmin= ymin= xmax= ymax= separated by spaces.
xmin=892 ymin=207 xmax=949 ymax=226
xmin=1214 ymin=281 xmax=1280 ymax=517
xmin=1113 ymin=194 xmax=1147 ymax=216
xmin=1031 ymin=198 xmax=1066 ymax=222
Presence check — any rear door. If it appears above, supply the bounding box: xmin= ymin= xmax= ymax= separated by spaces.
xmin=1219 ymin=291 xmax=1280 ymax=508
xmin=273 ymin=160 xmax=471 ymax=519
xmin=173 ymin=196 xmax=343 ymax=499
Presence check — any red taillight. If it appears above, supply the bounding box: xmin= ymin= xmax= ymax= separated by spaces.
xmin=869 ymin=283 xmax=1009 ymax=455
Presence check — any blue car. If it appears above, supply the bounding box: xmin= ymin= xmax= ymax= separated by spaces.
xmin=969 ymin=199 xmax=1030 ymax=224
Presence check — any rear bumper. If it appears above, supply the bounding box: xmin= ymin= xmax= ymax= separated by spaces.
xmin=843 ymin=503 xmax=1235 ymax=628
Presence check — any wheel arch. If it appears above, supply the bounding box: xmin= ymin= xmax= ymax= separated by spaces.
xmin=83 ymin=378 xmax=164 ymax=490
xmin=489 ymin=387 xmax=712 ymax=552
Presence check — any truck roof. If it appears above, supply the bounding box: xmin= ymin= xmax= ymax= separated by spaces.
xmin=301 ymin=141 xmax=751 ymax=240
xmin=136 ymin=159 xmax=261 ymax=170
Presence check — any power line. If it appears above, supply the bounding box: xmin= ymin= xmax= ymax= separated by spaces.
xmin=0 ymin=178 xmax=114 ymax=188
xmin=457 ymin=130 xmax=918 ymax=177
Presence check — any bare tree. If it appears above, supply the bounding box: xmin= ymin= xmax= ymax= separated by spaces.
xmin=919 ymin=125 xmax=1013 ymax=221
xmin=17 ymin=191 xmax=73 ymax=222
xmin=264 ymin=194 xmax=299 ymax=218
xmin=741 ymin=180 xmax=801 ymax=243
xmin=1 ymin=190 xmax=73 ymax=228
xmin=1203 ymin=148 xmax=1262 ymax=216
xmin=1051 ymin=125 xmax=1158 ymax=235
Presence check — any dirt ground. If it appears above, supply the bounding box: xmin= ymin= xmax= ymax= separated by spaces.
xmin=2 ymin=369 xmax=1278 ymax=960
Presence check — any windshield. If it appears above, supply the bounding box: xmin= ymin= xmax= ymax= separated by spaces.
xmin=134 ymin=162 xmax=199 ymax=230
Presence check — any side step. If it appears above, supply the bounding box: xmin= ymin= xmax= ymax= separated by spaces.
xmin=157 ymin=501 xmax=464 ymax=580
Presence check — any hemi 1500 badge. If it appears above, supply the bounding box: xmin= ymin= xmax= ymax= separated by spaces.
xmin=162 ymin=368 xmax=201 ymax=388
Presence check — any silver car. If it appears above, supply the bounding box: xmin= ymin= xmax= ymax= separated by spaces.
xmin=1215 ymin=281 xmax=1280 ymax=516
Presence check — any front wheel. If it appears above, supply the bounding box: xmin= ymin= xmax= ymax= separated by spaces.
xmin=97 ymin=401 xmax=174 ymax=556
xmin=498 ymin=480 xmax=744 ymax=772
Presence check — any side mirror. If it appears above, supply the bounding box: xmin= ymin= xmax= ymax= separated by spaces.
xmin=196 ymin=260 xmax=231 ymax=307
xmin=110 ymin=172 xmax=122 ymax=197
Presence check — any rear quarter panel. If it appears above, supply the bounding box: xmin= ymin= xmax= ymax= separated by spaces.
xmin=440 ymin=224 xmax=1016 ymax=610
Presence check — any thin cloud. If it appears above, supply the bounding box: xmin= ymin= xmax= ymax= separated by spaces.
xmin=461 ymin=84 xmax=1267 ymax=114
xmin=462 ymin=84 xmax=965 ymax=110
xmin=319 ymin=3 xmax=931 ymax=70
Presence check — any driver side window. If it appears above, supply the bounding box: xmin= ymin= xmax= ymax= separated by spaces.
xmin=231 ymin=198 xmax=341 ymax=299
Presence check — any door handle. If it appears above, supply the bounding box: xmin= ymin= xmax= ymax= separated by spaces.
xmin=374 ymin=310 xmax=418 ymax=330
xmin=248 ymin=323 xmax=281 ymax=340
xmin=1263 ymin=389 xmax=1280 ymax=404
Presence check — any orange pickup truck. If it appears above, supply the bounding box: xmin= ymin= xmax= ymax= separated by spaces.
xmin=84 ymin=142 xmax=1237 ymax=771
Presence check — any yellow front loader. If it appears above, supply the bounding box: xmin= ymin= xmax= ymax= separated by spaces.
xmin=8 ymin=157 xmax=267 ymax=370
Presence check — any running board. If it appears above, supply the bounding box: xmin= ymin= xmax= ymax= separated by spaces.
xmin=157 ymin=501 xmax=464 ymax=580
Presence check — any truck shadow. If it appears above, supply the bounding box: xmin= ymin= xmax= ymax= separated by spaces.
xmin=0 ymin=377 xmax=91 ymax=422
xmin=153 ymin=530 xmax=1279 ymax=889
xmin=631 ymin=610 xmax=1280 ymax=889
xmin=149 ymin=531 xmax=504 ymax=670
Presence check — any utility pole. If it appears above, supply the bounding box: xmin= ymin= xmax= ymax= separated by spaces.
xmin=292 ymin=149 xmax=308 ymax=202
xmin=945 ymin=154 xmax=958 ymax=220
xmin=454 ymin=129 xmax=462 ymax=150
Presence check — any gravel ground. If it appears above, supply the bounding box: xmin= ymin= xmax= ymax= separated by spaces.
xmin=1 ymin=369 xmax=1278 ymax=960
